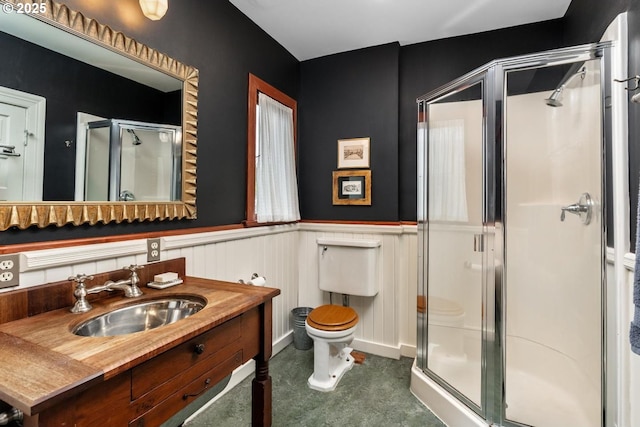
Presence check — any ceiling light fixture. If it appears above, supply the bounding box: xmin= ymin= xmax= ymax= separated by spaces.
xmin=139 ymin=0 xmax=168 ymax=21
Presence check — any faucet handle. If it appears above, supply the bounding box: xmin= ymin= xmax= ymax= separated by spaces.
xmin=68 ymin=273 xmax=95 ymax=286
xmin=123 ymin=264 xmax=144 ymax=273
xmin=69 ymin=274 xmax=94 ymax=313
xmin=123 ymin=265 xmax=144 ymax=283
xmin=122 ymin=264 xmax=144 ymax=297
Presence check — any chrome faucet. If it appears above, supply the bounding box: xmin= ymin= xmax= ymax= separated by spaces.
xmin=103 ymin=265 xmax=144 ymax=298
xmin=69 ymin=265 xmax=144 ymax=313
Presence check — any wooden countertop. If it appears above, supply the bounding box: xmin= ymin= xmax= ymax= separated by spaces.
xmin=0 ymin=277 xmax=280 ymax=416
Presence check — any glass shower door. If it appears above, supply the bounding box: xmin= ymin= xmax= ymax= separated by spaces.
xmin=419 ymin=80 xmax=485 ymax=410
xmin=503 ymin=59 xmax=604 ymax=427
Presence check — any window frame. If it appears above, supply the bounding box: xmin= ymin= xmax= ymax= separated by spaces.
xmin=245 ymin=73 xmax=298 ymax=227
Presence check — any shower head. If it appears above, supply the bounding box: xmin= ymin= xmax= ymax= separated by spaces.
xmin=544 ymin=86 xmax=564 ymax=107
xmin=126 ymin=128 xmax=142 ymax=145
xmin=543 ymin=65 xmax=587 ymax=107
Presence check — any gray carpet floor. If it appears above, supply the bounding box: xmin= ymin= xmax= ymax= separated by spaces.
xmin=186 ymin=343 xmax=446 ymax=426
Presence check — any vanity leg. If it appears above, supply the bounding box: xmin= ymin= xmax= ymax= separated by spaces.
xmin=252 ymin=359 xmax=272 ymax=427
xmin=252 ymin=301 xmax=273 ymax=427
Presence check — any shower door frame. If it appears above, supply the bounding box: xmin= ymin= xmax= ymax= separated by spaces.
xmin=417 ymin=41 xmax=611 ymax=426
xmin=416 ymin=71 xmax=488 ymax=415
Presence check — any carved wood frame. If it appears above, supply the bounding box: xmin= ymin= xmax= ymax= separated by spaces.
xmin=0 ymin=0 xmax=198 ymax=230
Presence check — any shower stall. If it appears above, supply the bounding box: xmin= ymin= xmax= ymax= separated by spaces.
xmin=83 ymin=119 xmax=182 ymax=202
xmin=414 ymin=42 xmax=612 ymax=427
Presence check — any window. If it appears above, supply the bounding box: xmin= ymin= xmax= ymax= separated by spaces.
xmin=246 ymin=74 xmax=300 ymax=225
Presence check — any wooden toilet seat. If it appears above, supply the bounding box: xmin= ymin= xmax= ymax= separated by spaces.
xmin=307 ymin=305 xmax=359 ymax=331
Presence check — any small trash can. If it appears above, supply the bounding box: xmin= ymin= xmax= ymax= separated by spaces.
xmin=291 ymin=307 xmax=314 ymax=350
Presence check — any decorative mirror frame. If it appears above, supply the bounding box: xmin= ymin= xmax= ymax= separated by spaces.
xmin=0 ymin=0 xmax=198 ymax=230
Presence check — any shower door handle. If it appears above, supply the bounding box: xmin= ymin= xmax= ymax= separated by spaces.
xmin=474 ymin=234 xmax=484 ymax=252
xmin=560 ymin=192 xmax=593 ymax=225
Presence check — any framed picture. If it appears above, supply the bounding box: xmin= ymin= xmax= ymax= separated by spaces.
xmin=332 ymin=170 xmax=371 ymax=205
xmin=337 ymin=137 xmax=370 ymax=169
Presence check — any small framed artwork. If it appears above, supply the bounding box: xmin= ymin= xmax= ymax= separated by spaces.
xmin=332 ymin=169 xmax=371 ymax=205
xmin=337 ymin=137 xmax=370 ymax=169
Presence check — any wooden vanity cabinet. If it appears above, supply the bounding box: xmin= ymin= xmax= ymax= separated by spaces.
xmin=24 ymin=308 xmax=261 ymax=427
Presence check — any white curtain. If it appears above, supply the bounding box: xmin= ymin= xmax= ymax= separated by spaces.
xmin=255 ymin=92 xmax=300 ymax=223
xmin=427 ymin=119 xmax=468 ymax=222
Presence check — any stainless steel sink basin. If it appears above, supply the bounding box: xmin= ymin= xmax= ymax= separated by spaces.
xmin=72 ymin=296 xmax=206 ymax=337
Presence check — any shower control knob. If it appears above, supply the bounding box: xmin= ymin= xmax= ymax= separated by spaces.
xmin=560 ymin=192 xmax=593 ymax=225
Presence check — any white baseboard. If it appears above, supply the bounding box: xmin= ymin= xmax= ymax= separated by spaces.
xmin=353 ymin=337 xmax=402 ymax=360
xmin=272 ymin=331 xmax=293 ymax=354
xmin=400 ymin=343 xmax=417 ymax=358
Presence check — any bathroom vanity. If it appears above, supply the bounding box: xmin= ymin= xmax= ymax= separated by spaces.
xmin=0 ymin=258 xmax=279 ymax=426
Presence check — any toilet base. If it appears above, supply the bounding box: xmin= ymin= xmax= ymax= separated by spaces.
xmin=307 ymin=347 xmax=355 ymax=392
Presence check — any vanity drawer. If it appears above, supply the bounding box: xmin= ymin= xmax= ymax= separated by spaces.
xmin=129 ymin=350 xmax=243 ymax=427
xmin=131 ymin=314 xmax=242 ymax=400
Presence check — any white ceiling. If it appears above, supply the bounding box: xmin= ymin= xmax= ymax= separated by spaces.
xmin=229 ymin=0 xmax=573 ymax=61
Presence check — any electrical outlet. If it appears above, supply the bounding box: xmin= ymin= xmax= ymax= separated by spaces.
xmin=147 ymin=238 xmax=161 ymax=262
xmin=0 ymin=254 xmax=19 ymax=288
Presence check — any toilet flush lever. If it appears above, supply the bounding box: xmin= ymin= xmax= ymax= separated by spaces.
xmin=322 ymin=246 xmax=328 ymax=256
xmin=560 ymin=192 xmax=593 ymax=225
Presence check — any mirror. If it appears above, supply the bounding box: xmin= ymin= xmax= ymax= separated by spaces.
xmin=0 ymin=0 xmax=198 ymax=230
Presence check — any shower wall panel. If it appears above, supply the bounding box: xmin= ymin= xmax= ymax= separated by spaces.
xmin=502 ymin=56 xmax=604 ymax=427
xmin=504 ymin=66 xmax=602 ymax=425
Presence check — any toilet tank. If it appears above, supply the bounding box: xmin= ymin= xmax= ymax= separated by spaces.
xmin=317 ymin=237 xmax=381 ymax=297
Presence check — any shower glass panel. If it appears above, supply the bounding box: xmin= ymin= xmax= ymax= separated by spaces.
xmin=419 ymin=81 xmax=484 ymax=409
xmin=417 ymin=42 xmax=609 ymax=427
xmin=503 ymin=60 xmax=603 ymax=427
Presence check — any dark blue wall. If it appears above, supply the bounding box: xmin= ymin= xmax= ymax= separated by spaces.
xmin=299 ymin=43 xmax=400 ymax=221
xmin=4 ymin=0 xmax=637 ymax=247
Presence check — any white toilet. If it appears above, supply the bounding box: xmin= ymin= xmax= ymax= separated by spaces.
xmin=305 ymin=238 xmax=380 ymax=392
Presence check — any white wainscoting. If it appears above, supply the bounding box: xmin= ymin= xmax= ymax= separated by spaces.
xmin=622 ymin=252 xmax=640 ymax=427
xmin=11 ymin=223 xmax=419 ymax=360
xmin=16 ymin=224 xmax=301 ymax=349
